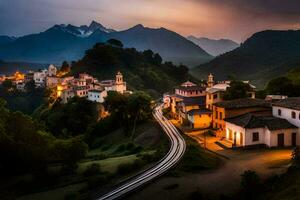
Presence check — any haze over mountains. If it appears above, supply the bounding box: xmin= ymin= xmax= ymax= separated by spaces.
xmin=0 ymin=21 xmax=213 ymax=67
xmin=187 ymin=36 xmax=239 ymax=56
xmin=193 ymin=30 xmax=300 ymax=87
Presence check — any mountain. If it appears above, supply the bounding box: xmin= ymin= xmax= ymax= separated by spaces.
xmin=0 ymin=21 xmax=212 ymax=67
xmin=192 ymin=30 xmax=300 ymax=87
xmin=53 ymin=21 xmax=116 ymax=37
xmin=91 ymin=24 xmax=213 ymax=66
xmin=72 ymin=42 xmax=197 ymax=97
xmin=187 ymin=36 xmax=239 ymax=56
xmin=0 ymin=36 xmax=16 ymax=45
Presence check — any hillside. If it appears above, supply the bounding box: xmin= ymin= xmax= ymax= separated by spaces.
xmin=0 ymin=21 xmax=213 ymax=67
xmin=192 ymin=30 xmax=300 ymax=87
xmin=72 ymin=41 xmax=196 ymax=96
xmin=187 ymin=36 xmax=239 ymax=56
xmin=0 ymin=60 xmax=46 ymax=74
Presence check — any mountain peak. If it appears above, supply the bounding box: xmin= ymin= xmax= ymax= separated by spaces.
xmin=89 ymin=20 xmax=106 ymax=31
xmin=132 ymin=24 xmax=145 ymax=29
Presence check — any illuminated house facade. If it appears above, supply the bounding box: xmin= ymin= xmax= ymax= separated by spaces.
xmin=170 ymin=81 xmax=212 ymax=129
xmin=225 ymin=113 xmax=299 ymax=147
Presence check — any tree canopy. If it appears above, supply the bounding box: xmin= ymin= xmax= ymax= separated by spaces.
xmin=223 ymin=81 xmax=251 ymax=100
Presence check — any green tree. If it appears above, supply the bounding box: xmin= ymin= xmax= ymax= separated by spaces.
xmin=128 ymin=92 xmax=152 ymax=140
xmin=266 ymin=77 xmax=295 ymax=96
xmin=60 ymin=61 xmax=71 ymax=73
xmin=223 ymin=81 xmax=251 ymax=100
xmin=107 ymin=39 xmax=123 ymax=48
xmin=52 ymin=137 xmax=88 ymax=169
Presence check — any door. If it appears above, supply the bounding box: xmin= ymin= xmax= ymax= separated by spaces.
xmin=292 ymin=133 xmax=297 ymax=147
xmin=278 ymin=134 xmax=285 ymax=147
xmin=240 ymin=133 xmax=243 ymax=146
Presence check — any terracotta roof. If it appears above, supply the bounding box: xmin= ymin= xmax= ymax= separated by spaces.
xmin=214 ymin=98 xmax=270 ymax=109
xmin=272 ymin=97 xmax=300 ymax=111
xmin=225 ymin=113 xmax=297 ymax=131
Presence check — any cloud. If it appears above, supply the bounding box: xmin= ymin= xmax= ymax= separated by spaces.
xmin=1 ymin=0 xmax=300 ymax=41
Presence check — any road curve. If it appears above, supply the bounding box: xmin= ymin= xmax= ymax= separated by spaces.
xmin=95 ymin=104 xmax=186 ymax=200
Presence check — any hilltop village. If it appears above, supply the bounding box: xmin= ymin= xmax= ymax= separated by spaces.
xmin=0 ymin=64 xmax=130 ymax=104
xmin=164 ymin=74 xmax=300 ymax=148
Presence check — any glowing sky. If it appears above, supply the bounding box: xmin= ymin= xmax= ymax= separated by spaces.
xmin=1 ymin=0 xmax=300 ymax=42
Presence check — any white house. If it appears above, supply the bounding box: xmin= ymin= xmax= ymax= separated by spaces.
xmin=88 ymin=90 xmax=108 ymax=103
xmin=272 ymin=98 xmax=300 ymax=128
xmin=34 ymin=70 xmax=47 ymax=87
xmin=48 ymin=64 xmax=57 ymax=76
xmin=225 ymin=113 xmax=299 ymax=147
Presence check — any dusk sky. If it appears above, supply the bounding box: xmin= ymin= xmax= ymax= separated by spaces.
xmin=1 ymin=0 xmax=300 ymax=42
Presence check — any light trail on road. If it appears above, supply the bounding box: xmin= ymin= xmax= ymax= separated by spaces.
xmin=95 ymin=104 xmax=186 ymax=200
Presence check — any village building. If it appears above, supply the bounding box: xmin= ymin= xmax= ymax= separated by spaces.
xmin=225 ymin=113 xmax=299 ymax=147
xmin=47 ymin=64 xmax=57 ymax=76
xmin=46 ymin=76 xmax=61 ymax=88
xmin=272 ymin=97 xmax=300 ymax=128
xmin=212 ymin=98 xmax=272 ymax=137
xmin=265 ymin=95 xmax=288 ymax=102
xmin=170 ymin=81 xmax=211 ymax=129
xmin=34 ymin=69 xmax=48 ymax=87
xmin=60 ymin=88 xmax=75 ymax=104
xmin=88 ymin=89 xmax=108 ymax=103
xmin=100 ymin=71 xmax=127 ymax=94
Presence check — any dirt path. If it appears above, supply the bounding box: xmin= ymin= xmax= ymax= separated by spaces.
xmin=127 ymin=130 xmax=292 ymax=200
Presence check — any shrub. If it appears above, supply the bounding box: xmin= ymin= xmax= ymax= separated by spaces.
xmin=116 ymin=159 xmax=144 ymax=175
xmin=240 ymin=170 xmax=262 ymax=200
xmin=84 ymin=163 xmax=101 ymax=177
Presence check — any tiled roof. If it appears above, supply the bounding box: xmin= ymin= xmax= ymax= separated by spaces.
xmin=214 ymin=98 xmax=270 ymax=109
xmin=182 ymin=96 xmax=206 ymax=106
xmin=187 ymin=109 xmax=212 ymax=115
xmin=225 ymin=113 xmax=297 ymax=131
xmin=177 ymin=85 xmax=206 ymax=91
xmin=272 ymin=97 xmax=300 ymax=111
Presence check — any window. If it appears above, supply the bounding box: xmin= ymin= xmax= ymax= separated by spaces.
xmin=278 ymin=109 xmax=281 ymax=116
xmin=252 ymin=132 xmax=259 ymax=142
xmin=215 ymin=111 xmax=218 ymax=119
xmin=219 ymin=112 xmax=223 ymax=120
xmin=209 ymin=94 xmax=212 ymax=100
xmin=292 ymin=111 xmax=296 ymax=119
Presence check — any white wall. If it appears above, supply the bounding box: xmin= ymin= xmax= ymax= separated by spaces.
xmin=225 ymin=122 xmax=246 ymax=146
xmin=244 ymin=128 xmax=266 ymax=146
xmin=273 ymin=106 xmax=300 ymax=128
xmin=266 ymin=128 xmax=300 ymax=147
xmin=88 ymin=91 xmax=107 ymax=103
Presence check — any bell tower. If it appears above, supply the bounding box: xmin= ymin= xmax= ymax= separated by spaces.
xmin=207 ymin=73 xmax=214 ymax=88
xmin=116 ymin=71 xmax=123 ymax=85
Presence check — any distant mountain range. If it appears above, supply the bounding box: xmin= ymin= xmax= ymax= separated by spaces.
xmin=192 ymin=30 xmax=300 ymax=87
xmin=0 ymin=21 xmax=213 ymax=67
xmin=187 ymin=36 xmax=239 ymax=56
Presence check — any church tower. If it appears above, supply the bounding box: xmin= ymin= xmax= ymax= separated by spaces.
xmin=207 ymin=73 xmax=214 ymax=88
xmin=116 ymin=71 xmax=123 ymax=85
xmin=115 ymin=71 xmax=126 ymax=93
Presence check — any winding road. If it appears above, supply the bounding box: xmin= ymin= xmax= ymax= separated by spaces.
xmin=96 ymin=104 xmax=186 ymax=200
